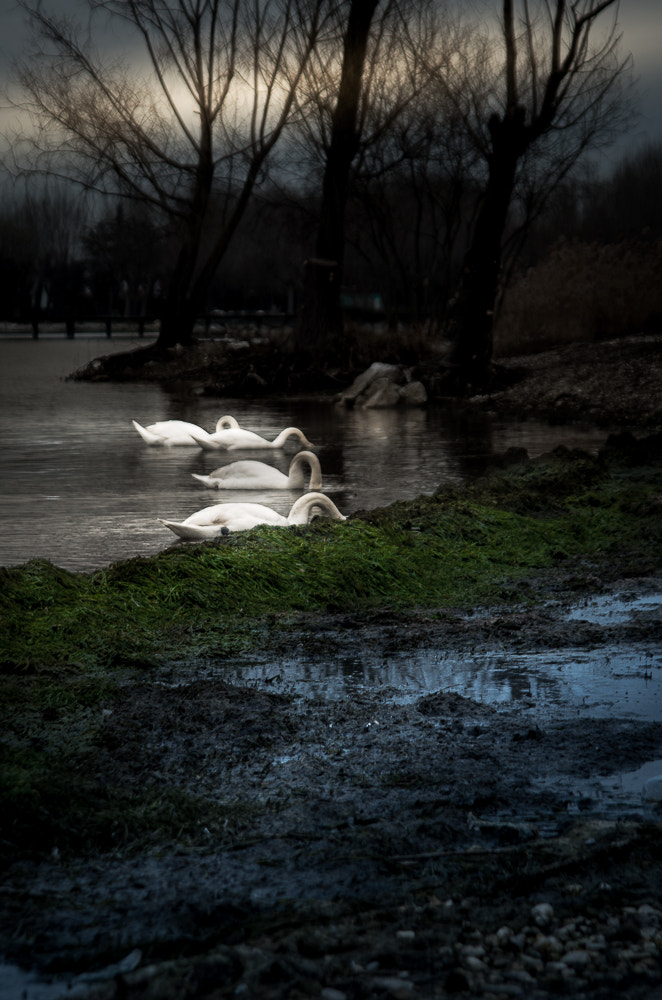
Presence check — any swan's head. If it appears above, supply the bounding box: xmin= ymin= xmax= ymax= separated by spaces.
xmin=289 ymin=492 xmax=346 ymax=524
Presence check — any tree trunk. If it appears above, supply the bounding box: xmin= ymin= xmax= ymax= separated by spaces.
xmin=155 ymin=265 xmax=199 ymax=350
xmin=156 ymin=295 xmax=198 ymax=350
xmin=296 ymin=0 xmax=380 ymax=355
xmin=446 ymin=111 xmax=524 ymax=392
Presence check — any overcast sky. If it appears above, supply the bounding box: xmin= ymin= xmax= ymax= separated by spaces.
xmin=0 ymin=0 xmax=660 ymax=162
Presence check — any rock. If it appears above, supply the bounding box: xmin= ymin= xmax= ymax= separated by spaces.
xmin=399 ymin=381 xmax=427 ymax=406
xmin=562 ymin=948 xmax=591 ymax=969
xmin=642 ymin=775 xmax=662 ymax=800
xmin=372 ymin=975 xmax=414 ymax=997
xmin=336 ymin=363 xmax=428 ymax=408
xmin=363 ymin=378 xmax=403 ymax=408
xmin=531 ymin=902 xmax=554 ymax=927
xmin=338 ymin=362 xmax=402 ymax=405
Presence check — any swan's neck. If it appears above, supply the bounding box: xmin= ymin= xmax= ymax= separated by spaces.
xmin=287 ymin=451 xmax=322 ymax=489
xmin=288 ymin=492 xmax=345 ymax=524
xmin=272 ymin=427 xmax=310 ymax=448
xmin=216 ymin=415 xmax=239 ymax=431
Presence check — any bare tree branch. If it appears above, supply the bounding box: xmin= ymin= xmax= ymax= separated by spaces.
xmin=10 ymin=0 xmax=332 ymax=347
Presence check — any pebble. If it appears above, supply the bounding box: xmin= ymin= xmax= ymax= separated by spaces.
xmin=562 ymin=949 xmax=591 ymax=969
xmin=421 ymin=902 xmax=660 ymax=998
xmin=642 ymin=774 xmax=662 ymax=800
xmin=372 ymin=976 xmax=415 ymax=998
xmin=531 ymin=902 xmax=554 ymax=927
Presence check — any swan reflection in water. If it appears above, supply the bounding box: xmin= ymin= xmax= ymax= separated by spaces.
xmin=158 ymin=491 xmax=345 ymax=539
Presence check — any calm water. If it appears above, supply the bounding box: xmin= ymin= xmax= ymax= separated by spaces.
xmin=0 ymin=335 xmax=613 ymax=573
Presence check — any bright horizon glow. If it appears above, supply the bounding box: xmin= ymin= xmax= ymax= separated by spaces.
xmin=0 ymin=1 xmax=660 ymax=164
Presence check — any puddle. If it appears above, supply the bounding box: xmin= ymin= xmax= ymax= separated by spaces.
xmin=530 ymin=757 xmax=662 ymax=821
xmin=0 ymin=964 xmax=73 ymax=1000
xmin=223 ymin=644 xmax=662 ymax=720
xmin=567 ymin=592 xmax=662 ymax=625
xmin=0 ymin=949 xmax=142 ymax=1000
xmin=214 ymin=588 xmax=662 ymax=720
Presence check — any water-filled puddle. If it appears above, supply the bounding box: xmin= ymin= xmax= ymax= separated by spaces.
xmin=567 ymin=592 xmax=662 ymax=625
xmin=215 ymin=587 xmax=662 ymax=723
xmin=224 ymin=643 xmax=662 ymax=719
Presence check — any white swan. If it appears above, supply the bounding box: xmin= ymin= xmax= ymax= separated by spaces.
xmin=191 ymin=424 xmax=315 ymax=451
xmin=192 ymin=451 xmax=323 ymax=490
xmin=158 ymin=492 xmax=345 ymax=539
xmin=132 ymin=415 xmax=239 ymax=447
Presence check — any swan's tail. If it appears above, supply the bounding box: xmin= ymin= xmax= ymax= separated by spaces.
xmin=191 ymin=473 xmax=218 ymax=488
xmin=191 ymin=433 xmax=226 ymax=451
xmin=132 ymin=420 xmax=164 ymax=445
xmin=158 ymin=518 xmax=221 ymax=540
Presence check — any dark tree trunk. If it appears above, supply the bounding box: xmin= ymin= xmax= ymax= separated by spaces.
xmin=155 ymin=257 xmax=199 ymax=350
xmin=446 ymin=110 xmax=525 ymax=392
xmin=156 ymin=294 xmax=198 ymax=350
xmin=296 ymin=0 xmax=380 ymax=354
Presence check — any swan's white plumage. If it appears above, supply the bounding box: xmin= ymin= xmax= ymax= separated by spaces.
xmin=191 ymin=425 xmax=315 ymax=451
xmin=192 ymin=451 xmax=322 ymax=490
xmin=158 ymin=492 xmax=345 ymax=539
xmin=132 ymin=415 xmax=239 ymax=446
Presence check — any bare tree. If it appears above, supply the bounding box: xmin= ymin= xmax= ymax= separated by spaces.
xmin=294 ymin=0 xmax=380 ymax=352
xmin=346 ymin=13 xmax=491 ymax=327
xmin=441 ymin=0 xmax=632 ymax=391
xmin=294 ymin=0 xmax=443 ymax=352
xmin=11 ymin=0 xmax=331 ymax=349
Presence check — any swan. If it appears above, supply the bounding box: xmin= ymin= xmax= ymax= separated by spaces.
xmin=132 ymin=415 xmax=239 ymax=447
xmin=191 ymin=424 xmax=315 ymax=451
xmin=192 ymin=451 xmax=322 ymax=490
xmin=158 ymin=492 xmax=345 ymax=539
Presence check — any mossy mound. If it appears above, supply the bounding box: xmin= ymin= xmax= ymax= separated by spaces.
xmin=2 ymin=438 xmax=661 ymax=675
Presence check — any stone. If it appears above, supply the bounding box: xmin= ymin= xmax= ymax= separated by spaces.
xmin=531 ymin=902 xmax=554 ymax=927
xmin=642 ymin=775 xmax=662 ymax=800
xmin=562 ymin=949 xmax=591 ymax=969
xmin=399 ymin=381 xmax=427 ymax=406
xmin=363 ymin=379 xmax=403 ymax=408
xmin=339 ymin=362 xmax=401 ymax=405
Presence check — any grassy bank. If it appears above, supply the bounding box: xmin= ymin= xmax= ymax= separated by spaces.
xmin=1 ymin=438 xmax=661 ymax=861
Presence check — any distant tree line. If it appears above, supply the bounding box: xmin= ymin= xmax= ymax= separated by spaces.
xmin=2 ymin=0 xmax=640 ymax=389
xmin=3 ymin=139 xmax=660 ymax=329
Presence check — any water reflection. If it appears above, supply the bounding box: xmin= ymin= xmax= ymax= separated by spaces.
xmin=0 ymin=336 xmax=612 ymax=572
xmin=221 ymin=644 xmax=662 ymax=721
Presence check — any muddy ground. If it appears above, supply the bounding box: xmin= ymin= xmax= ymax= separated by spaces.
xmin=3 ymin=333 xmax=662 ymax=999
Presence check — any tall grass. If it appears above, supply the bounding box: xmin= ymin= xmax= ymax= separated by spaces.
xmin=494 ymin=238 xmax=662 ymax=356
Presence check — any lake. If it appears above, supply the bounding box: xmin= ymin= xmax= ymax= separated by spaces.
xmin=0 ymin=334 xmax=612 ymax=573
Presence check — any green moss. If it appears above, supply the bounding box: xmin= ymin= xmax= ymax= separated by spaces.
xmin=1 ymin=449 xmax=660 ymax=675
xmin=1 ymin=445 xmax=661 ymax=863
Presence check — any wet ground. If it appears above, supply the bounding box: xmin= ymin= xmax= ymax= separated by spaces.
xmin=2 ymin=575 xmax=662 ymax=1000
xmin=2 ymin=333 xmax=662 ymax=999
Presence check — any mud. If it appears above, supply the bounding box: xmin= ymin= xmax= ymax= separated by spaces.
xmin=3 ymin=575 xmax=662 ymax=999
